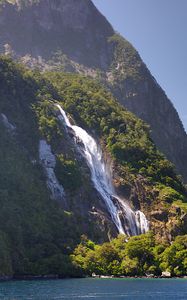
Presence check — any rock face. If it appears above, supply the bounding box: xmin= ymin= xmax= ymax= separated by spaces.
xmin=110 ymin=54 xmax=187 ymax=182
xmin=1 ymin=113 xmax=16 ymax=132
xmin=127 ymin=82 xmax=187 ymax=183
xmin=0 ymin=0 xmax=114 ymax=69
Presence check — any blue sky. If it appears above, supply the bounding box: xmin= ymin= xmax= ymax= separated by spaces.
xmin=92 ymin=0 xmax=187 ymax=132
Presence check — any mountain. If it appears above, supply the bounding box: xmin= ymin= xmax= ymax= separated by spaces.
xmin=0 ymin=0 xmax=187 ymax=277
xmin=0 ymin=0 xmax=186 ymax=183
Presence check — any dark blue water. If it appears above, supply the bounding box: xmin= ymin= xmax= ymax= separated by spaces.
xmin=0 ymin=278 xmax=187 ymax=299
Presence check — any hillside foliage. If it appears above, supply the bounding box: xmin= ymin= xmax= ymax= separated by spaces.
xmin=0 ymin=56 xmax=187 ymax=277
xmin=72 ymin=233 xmax=187 ymax=277
xmin=45 ymin=72 xmax=186 ymax=199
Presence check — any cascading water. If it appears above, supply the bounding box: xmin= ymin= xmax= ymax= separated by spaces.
xmin=56 ymin=104 xmax=149 ymax=236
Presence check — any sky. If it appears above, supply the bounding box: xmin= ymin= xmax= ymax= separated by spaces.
xmin=92 ymin=0 xmax=187 ymax=132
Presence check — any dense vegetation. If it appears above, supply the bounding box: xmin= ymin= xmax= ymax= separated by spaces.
xmin=0 ymin=113 xmax=80 ymax=277
xmin=0 ymin=57 xmax=87 ymax=277
xmin=0 ymin=56 xmax=187 ymax=277
xmin=72 ymin=233 xmax=187 ymax=277
xmin=45 ymin=72 xmax=186 ymax=205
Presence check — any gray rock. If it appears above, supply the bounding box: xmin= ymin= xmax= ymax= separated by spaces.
xmin=39 ymin=139 xmax=65 ymax=202
xmin=1 ymin=113 xmax=16 ymax=132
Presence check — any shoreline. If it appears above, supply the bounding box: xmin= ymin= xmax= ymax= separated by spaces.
xmin=0 ymin=274 xmax=187 ymax=282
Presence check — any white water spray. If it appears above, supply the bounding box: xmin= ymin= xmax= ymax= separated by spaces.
xmin=56 ymin=104 xmax=149 ymax=236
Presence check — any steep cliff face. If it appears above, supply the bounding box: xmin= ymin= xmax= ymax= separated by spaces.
xmin=107 ymin=35 xmax=187 ymax=182
xmin=0 ymin=0 xmax=114 ymax=69
xmin=119 ymin=78 xmax=187 ymax=183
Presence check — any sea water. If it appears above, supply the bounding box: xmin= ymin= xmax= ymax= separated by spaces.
xmin=0 ymin=278 xmax=187 ymax=300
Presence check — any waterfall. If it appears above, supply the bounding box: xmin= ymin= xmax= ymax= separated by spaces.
xmin=135 ymin=211 xmax=149 ymax=235
xmin=56 ymin=104 xmax=149 ymax=236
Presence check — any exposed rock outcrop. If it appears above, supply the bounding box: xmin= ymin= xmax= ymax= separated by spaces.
xmin=1 ymin=113 xmax=16 ymax=132
xmin=39 ymin=139 xmax=65 ymax=203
